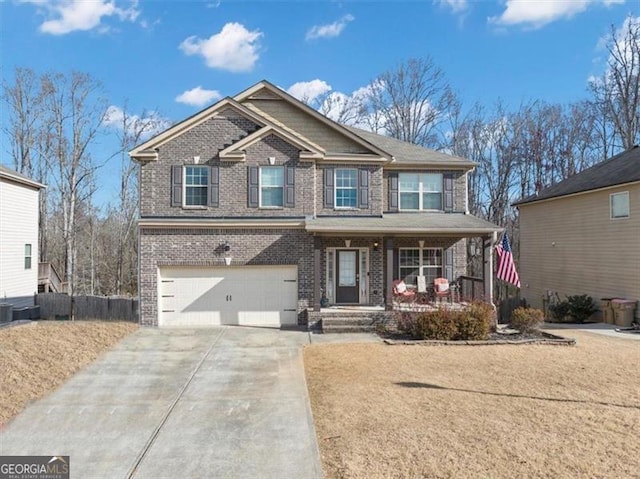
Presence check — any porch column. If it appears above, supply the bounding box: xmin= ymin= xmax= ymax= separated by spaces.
xmin=385 ymin=237 xmax=394 ymax=310
xmin=313 ymin=236 xmax=321 ymax=312
xmin=483 ymin=231 xmax=497 ymax=307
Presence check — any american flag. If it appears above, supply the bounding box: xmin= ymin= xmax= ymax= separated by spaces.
xmin=496 ymin=233 xmax=521 ymax=288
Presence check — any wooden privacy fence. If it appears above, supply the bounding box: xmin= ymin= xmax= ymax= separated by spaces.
xmin=36 ymin=293 xmax=138 ymax=322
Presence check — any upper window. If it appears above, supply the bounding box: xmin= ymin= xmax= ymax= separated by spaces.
xmin=184 ymin=166 xmax=208 ymax=206
xmin=260 ymin=167 xmax=284 ymax=207
xmin=25 ymin=244 xmax=32 ymax=270
xmin=610 ymin=192 xmax=629 ymax=219
xmin=399 ymin=173 xmax=443 ymax=210
xmin=398 ymin=248 xmax=442 ymax=286
xmin=335 ymin=168 xmax=358 ymax=208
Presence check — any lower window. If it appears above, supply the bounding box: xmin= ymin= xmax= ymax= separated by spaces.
xmin=398 ymin=248 xmax=442 ymax=286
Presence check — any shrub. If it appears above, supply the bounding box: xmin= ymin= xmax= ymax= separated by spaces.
xmin=566 ymin=294 xmax=597 ymax=323
xmin=395 ymin=302 xmax=494 ymax=340
xmin=548 ymin=299 xmax=571 ymax=322
xmin=456 ymin=302 xmax=493 ymax=340
xmin=510 ymin=307 xmax=544 ymax=333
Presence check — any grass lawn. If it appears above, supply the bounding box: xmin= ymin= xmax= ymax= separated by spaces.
xmin=0 ymin=320 xmax=138 ymax=426
xmin=304 ymin=329 xmax=640 ymax=479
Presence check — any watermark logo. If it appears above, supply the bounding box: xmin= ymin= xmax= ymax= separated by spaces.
xmin=0 ymin=456 xmax=69 ymax=479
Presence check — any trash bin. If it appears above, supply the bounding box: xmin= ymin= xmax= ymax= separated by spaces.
xmin=611 ymin=299 xmax=638 ymax=327
xmin=0 ymin=303 xmax=12 ymax=323
xmin=600 ymin=298 xmax=616 ymax=324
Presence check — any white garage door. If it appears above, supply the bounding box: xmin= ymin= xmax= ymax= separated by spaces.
xmin=158 ymin=266 xmax=298 ymax=328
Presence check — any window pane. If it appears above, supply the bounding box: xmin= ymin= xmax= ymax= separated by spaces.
xmin=186 ymin=166 xmax=208 ymax=186
xmin=422 ymin=192 xmax=442 ymax=210
xmin=261 ymin=187 xmax=283 ymax=207
xmin=336 ymin=169 xmax=357 ymax=188
xmin=261 ymin=167 xmax=283 ymax=187
xmin=399 ymin=249 xmax=420 ymax=267
xmin=611 ymin=192 xmax=629 ymax=218
xmin=399 ymin=267 xmax=419 ymax=286
xmin=399 ymin=174 xmax=419 ymax=191
xmin=336 ymin=188 xmax=357 ymax=208
xmin=423 ymin=249 xmax=442 ymax=266
xmin=400 ymin=192 xmax=419 ymax=209
xmin=25 ymin=244 xmax=32 ymax=256
xmin=338 ymin=251 xmax=356 ymax=287
xmin=422 ymin=268 xmax=441 ymax=284
xmin=185 ymin=186 xmax=207 ymax=206
xmin=421 ymin=173 xmax=443 ymax=192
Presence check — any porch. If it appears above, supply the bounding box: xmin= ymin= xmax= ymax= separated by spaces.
xmin=306 ymin=214 xmax=500 ymax=316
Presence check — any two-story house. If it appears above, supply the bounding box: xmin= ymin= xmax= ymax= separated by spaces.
xmin=0 ymin=165 xmax=45 ymax=309
xmin=130 ymin=81 xmax=502 ymax=328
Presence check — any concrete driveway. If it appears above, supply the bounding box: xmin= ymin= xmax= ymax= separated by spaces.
xmin=0 ymin=327 xmax=324 ymax=479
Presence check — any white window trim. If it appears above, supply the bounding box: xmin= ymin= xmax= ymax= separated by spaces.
xmin=25 ymin=244 xmax=32 ymax=270
xmin=326 ymin=247 xmax=370 ymax=305
xmin=183 ymin=165 xmax=208 ymax=208
xmin=334 ymin=168 xmax=358 ymax=210
xmin=398 ymin=247 xmax=443 ymax=286
xmin=259 ymin=166 xmax=284 ymax=209
xmin=610 ymin=191 xmax=629 ymax=219
xmin=399 ymin=173 xmax=444 ymax=211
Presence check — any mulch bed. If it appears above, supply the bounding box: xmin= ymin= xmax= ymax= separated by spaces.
xmin=379 ymin=328 xmax=576 ymax=346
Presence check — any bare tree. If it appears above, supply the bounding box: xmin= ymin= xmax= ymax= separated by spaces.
xmin=589 ymin=16 xmax=640 ymax=152
xmin=39 ymin=71 xmax=108 ymax=294
xmin=361 ymin=58 xmax=456 ymax=147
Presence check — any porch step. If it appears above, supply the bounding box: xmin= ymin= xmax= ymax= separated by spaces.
xmin=322 ymin=324 xmax=377 ymax=334
xmin=322 ymin=317 xmax=378 ymax=327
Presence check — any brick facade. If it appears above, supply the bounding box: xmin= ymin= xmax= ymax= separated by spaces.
xmin=136 ymin=92 xmax=480 ymax=328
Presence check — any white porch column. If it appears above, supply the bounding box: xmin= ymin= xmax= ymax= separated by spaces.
xmin=483 ymin=231 xmax=497 ymax=307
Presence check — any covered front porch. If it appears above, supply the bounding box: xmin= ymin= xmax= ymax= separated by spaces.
xmin=305 ymin=213 xmax=502 ymax=321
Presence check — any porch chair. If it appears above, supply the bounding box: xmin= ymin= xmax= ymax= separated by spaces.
xmin=432 ymin=277 xmax=452 ymax=303
xmin=392 ymin=279 xmax=416 ymax=302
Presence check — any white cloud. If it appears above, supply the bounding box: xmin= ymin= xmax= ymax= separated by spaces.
xmin=490 ymin=0 xmax=624 ymax=29
xmin=437 ymin=0 xmax=469 ymax=13
xmin=287 ymin=80 xmax=332 ymax=103
xmin=180 ymin=22 xmax=262 ymax=72
xmin=306 ymin=14 xmax=354 ymax=40
xmin=19 ymin=0 xmax=140 ymax=35
xmin=104 ymin=105 xmax=171 ymax=140
xmin=175 ymin=86 xmax=222 ymax=107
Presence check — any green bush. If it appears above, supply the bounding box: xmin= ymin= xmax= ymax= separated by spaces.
xmin=548 ymin=299 xmax=571 ymax=322
xmin=566 ymin=295 xmax=597 ymax=323
xmin=510 ymin=307 xmax=544 ymax=332
xmin=395 ymin=302 xmax=494 ymax=340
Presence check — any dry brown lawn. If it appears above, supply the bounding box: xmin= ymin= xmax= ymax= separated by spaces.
xmin=304 ymin=330 xmax=640 ymax=479
xmin=0 ymin=320 xmax=138 ymax=426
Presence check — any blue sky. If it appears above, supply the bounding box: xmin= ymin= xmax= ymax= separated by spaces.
xmin=1 ymin=0 xmax=636 ymax=206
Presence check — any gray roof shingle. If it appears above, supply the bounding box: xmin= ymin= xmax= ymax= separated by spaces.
xmin=344 ymin=126 xmax=477 ymax=168
xmin=514 ymin=145 xmax=640 ymax=206
xmin=306 ymin=213 xmax=501 ymax=235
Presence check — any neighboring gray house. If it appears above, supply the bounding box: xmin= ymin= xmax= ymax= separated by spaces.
xmin=130 ymin=80 xmax=501 ymax=328
xmin=515 ymin=145 xmax=640 ymax=320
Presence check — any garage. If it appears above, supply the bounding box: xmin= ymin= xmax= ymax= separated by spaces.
xmin=158 ymin=265 xmax=298 ymax=328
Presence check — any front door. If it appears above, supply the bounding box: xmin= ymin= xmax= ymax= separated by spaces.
xmin=336 ymin=250 xmax=359 ymax=303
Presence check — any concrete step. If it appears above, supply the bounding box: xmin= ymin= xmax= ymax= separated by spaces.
xmin=321 ymin=324 xmax=376 ymax=333
xmin=321 ymin=317 xmax=377 ymax=327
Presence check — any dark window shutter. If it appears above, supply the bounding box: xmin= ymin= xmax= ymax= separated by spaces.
xmin=248 ymin=166 xmax=259 ymax=208
xmin=388 ymin=173 xmax=398 ymax=211
xmin=324 ymin=167 xmax=334 ymax=208
xmin=208 ymin=166 xmax=219 ymax=207
xmin=171 ymin=165 xmax=182 ymax=207
xmin=444 ymin=247 xmax=454 ymax=281
xmin=444 ymin=173 xmax=454 ymax=212
xmin=358 ymin=168 xmax=369 ymax=209
xmin=284 ymin=166 xmax=295 ymax=208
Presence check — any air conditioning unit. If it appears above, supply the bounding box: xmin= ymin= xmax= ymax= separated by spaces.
xmin=0 ymin=303 xmax=13 ymax=323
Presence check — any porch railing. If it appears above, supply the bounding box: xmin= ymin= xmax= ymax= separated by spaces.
xmin=456 ymin=275 xmax=484 ymax=302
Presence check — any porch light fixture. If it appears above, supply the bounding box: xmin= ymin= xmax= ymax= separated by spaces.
xmin=419 ymin=240 xmax=425 ymax=248
xmin=373 ymin=241 xmax=379 ymax=250
xmin=345 ymin=239 xmax=351 ymax=248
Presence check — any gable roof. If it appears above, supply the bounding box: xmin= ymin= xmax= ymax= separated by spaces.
xmin=0 ymin=165 xmax=46 ymax=189
xmin=129 ymin=79 xmax=478 ymax=169
xmin=514 ymin=145 xmax=640 ymax=206
xmin=344 ymin=126 xmax=476 ymax=169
